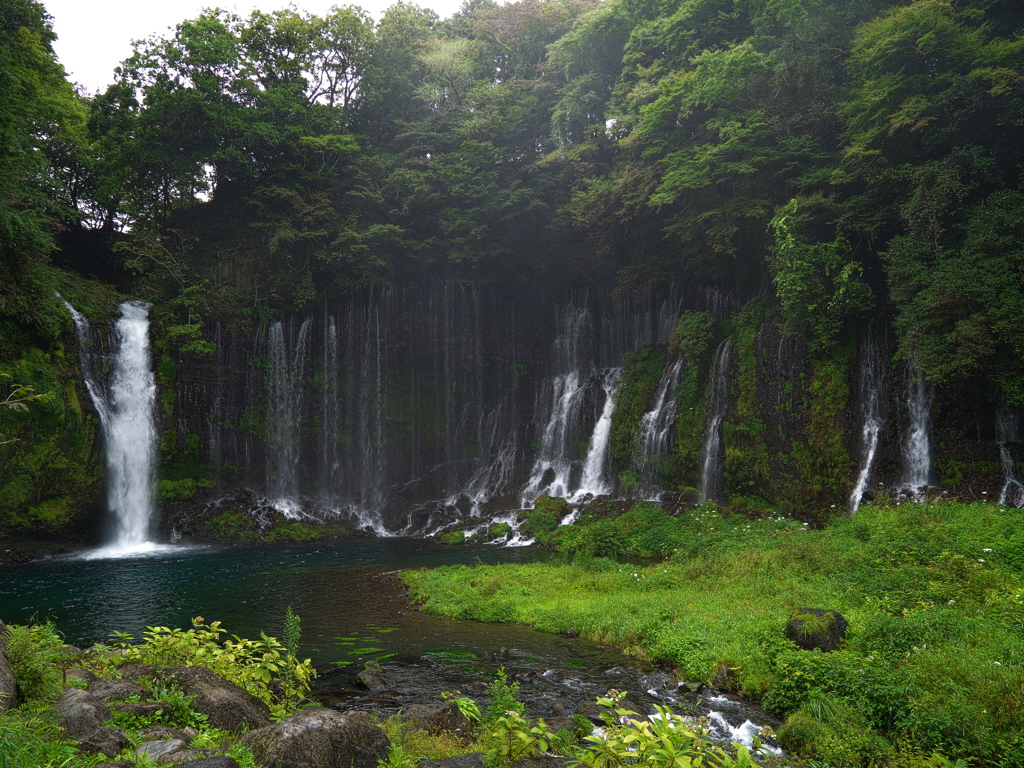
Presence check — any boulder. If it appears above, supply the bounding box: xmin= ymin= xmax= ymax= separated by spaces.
xmin=88 ymin=678 xmax=147 ymax=703
xmin=170 ymin=758 xmax=240 ymax=768
xmin=66 ymin=668 xmax=98 ymax=686
xmin=163 ymin=666 xmax=271 ymax=732
xmin=136 ymin=738 xmax=189 ymax=762
xmin=402 ymin=701 xmax=472 ymax=736
xmin=154 ymin=747 xmax=221 ymax=764
xmin=355 ymin=660 xmax=396 ymax=691
xmin=77 ymin=727 xmax=129 ymax=758
xmin=115 ymin=662 xmax=156 ymax=681
xmin=0 ymin=619 xmax=15 ymax=712
xmin=238 ymin=707 xmax=390 ymax=768
xmin=52 ymin=687 xmax=113 ymax=739
xmin=138 ymin=725 xmax=192 ymax=743
xmin=785 ymin=609 xmax=849 ymax=652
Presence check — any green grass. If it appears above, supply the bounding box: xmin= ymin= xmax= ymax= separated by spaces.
xmin=401 ymin=500 xmax=1024 ymax=767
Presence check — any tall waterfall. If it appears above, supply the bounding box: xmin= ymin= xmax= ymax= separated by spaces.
xmin=997 ymin=404 xmax=1024 ymax=507
xmin=900 ymin=367 xmax=934 ymax=501
xmin=849 ymin=325 xmax=889 ymax=512
xmin=699 ymin=340 xmax=732 ymax=502
xmin=635 ymin=359 xmax=684 ymax=499
xmin=266 ymin=318 xmax=312 ymax=513
xmin=64 ymin=300 xmax=160 ymax=556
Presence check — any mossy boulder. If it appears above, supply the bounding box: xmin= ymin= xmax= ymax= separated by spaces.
xmin=238 ymin=707 xmax=390 ymax=768
xmin=785 ymin=609 xmax=848 ymax=652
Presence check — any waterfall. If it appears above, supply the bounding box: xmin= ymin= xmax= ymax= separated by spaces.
xmin=569 ymin=368 xmax=621 ymax=502
xmin=849 ymin=325 xmax=889 ymax=513
xmin=900 ymin=368 xmax=934 ymax=501
xmin=698 ymin=340 xmax=732 ymax=502
xmin=520 ymin=305 xmax=594 ymax=506
xmin=64 ymin=300 xmax=160 ymax=556
xmin=997 ymin=404 xmax=1024 ymax=507
xmin=266 ymin=318 xmax=312 ymax=514
xmin=634 ymin=359 xmax=684 ymax=499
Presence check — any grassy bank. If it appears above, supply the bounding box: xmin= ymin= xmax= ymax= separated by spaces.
xmin=402 ymin=500 xmax=1024 ymax=767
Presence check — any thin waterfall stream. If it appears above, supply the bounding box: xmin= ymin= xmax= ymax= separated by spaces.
xmin=901 ymin=368 xmax=934 ymax=501
xmin=699 ymin=340 xmax=732 ymax=502
xmin=849 ymin=325 xmax=889 ymax=512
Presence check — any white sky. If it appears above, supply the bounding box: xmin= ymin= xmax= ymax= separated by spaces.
xmin=43 ymin=0 xmax=465 ymax=95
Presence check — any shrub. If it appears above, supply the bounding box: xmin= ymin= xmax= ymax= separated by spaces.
xmin=4 ymin=622 xmax=68 ymax=705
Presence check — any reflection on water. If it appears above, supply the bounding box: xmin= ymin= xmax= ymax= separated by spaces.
xmin=0 ymin=538 xmax=591 ymax=668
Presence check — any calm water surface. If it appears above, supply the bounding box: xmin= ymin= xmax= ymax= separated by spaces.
xmin=0 ymin=538 xmax=624 ymax=672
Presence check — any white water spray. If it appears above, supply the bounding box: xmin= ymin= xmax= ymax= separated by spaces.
xmin=64 ymin=300 xmax=161 ymax=557
xmin=635 ymin=359 xmax=684 ymax=499
xmin=570 ymin=368 xmax=621 ymax=502
xmin=900 ymin=368 xmax=933 ymax=501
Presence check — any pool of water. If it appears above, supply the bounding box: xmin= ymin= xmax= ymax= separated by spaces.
xmin=0 ymin=538 xmax=625 ymax=671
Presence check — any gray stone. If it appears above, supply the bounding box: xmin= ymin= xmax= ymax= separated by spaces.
xmin=139 ymin=725 xmax=192 ymax=743
xmin=154 ymin=747 xmax=220 ymax=764
xmin=53 ymin=687 xmax=113 ymax=740
xmin=785 ymin=609 xmax=849 ymax=652
xmin=115 ymin=662 xmax=156 ymax=681
xmin=419 ymin=755 xmax=485 ymax=768
xmin=163 ymin=666 xmax=271 ymax=733
xmin=136 ymin=738 xmax=189 ymax=761
xmin=66 ymin=668 xmax=98 ymax=685
xmin=88 ymin=677 xmax=147 ymax=703
xmin=355 ymin=659 xmax=396 ymax=691
xmin=0 ymin=619 xmax=15 ymax=712
xmin=170 ymin=759 xmax=240 ymax=768
xmin=402 ymin=701 xmax=472 ymax=736
xmin=77 ymin=727 xmax=129 ymax=758
xmin=239 ymin=707 xmax=390 ymax=768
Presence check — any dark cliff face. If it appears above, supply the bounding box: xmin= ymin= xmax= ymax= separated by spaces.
xmin=147 ymin=281 xmax=1024 ymax=533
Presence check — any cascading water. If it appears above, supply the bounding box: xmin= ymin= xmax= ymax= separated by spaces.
xmin=634 ymin=359 xmax=684 ymax=499
xmin=997 ymin=404 xmax=1024 ymax=507
xmin=849 ymin=325 xmax=889 ymax=513
xmin=266 ymin=318 xmax=312 ymax=514
xmin=698 ymin=340 xmax=732 ymax=502
xmin=64 ymin=300 xmax=160 ymax=556
xmin=520 ymin=305 xmax=594 ymax=506
xmin=569 ymin=367 xmax=621 ymax=503
xmin=900 ymin=367 xmax=934 ymax=501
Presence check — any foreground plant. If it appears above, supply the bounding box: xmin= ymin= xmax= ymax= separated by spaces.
xmin=567 ymin=691 xmax=762 ymax=768
xmin=108 ymin=615 xmax=314 ymax=718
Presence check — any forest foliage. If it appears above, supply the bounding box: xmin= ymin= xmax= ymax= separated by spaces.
xmin=2 ymin=0 xmax=1023 ymax=381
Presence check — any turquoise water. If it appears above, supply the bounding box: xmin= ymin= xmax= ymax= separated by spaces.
xmin=0 ymin=539 xmax=621 ymax=672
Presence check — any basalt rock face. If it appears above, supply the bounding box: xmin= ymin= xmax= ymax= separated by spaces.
xmin=149 ymin=282 xmax=1024 ymax=535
